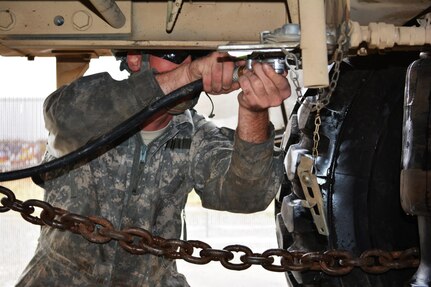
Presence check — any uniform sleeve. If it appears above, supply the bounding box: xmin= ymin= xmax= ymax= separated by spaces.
xmin=44 ymin=70 xmax=165 ymax=156
xmin=190 ymin=114 xmax=285 ymax=213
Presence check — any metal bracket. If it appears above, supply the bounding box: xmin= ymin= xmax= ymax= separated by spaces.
xmin=88 ymin=0 xmax=126 ymax=29
xmin=166 ymin=0 xmax=184 ymax=33
xmin=218 ymin=24 xmax=301 ymax=54
xmin=297 ymin=156 xmax=329 ymax=236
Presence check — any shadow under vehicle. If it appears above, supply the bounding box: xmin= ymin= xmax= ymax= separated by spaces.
xmin=1 ymin=1 xmax=431 ymax=286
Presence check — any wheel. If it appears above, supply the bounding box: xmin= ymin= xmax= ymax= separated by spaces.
xmin=276 ymin=53 xmax=420 ymax=287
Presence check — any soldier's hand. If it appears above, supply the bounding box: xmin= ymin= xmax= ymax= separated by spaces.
xmin=237 ymin=62 xmax=290 ymax=112
xmin=187 ymin=52 xmax=240 ymax=94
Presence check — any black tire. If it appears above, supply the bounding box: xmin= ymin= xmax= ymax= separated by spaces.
xmin=277 ymin=53 xmax=420 ymax=287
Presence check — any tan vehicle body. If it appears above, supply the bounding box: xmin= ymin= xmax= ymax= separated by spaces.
xmin=0 ymin=0 xmax=429 ymax=85
xmin=1 ymin=1 xmax=431 ymax=286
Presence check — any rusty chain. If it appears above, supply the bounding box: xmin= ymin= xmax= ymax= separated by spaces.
xmin=0 ymin=185 xmax=420 ymax=275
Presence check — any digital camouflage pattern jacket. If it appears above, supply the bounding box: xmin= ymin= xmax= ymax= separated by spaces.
xmin=16 ymin=70 xmax=284 ymax=287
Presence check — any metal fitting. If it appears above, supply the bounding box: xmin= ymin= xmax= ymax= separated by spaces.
xmin=72 ymin=10 xmax=92 ymax=31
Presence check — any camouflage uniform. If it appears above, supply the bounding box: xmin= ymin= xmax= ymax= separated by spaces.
xmin=16 ymin=70 xmax=284 ymax=287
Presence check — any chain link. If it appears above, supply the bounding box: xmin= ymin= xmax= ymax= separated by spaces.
xmin=281 ymin=22 xmax=349 ymax=159
xmin=310 ymin=21 xmax=350 ymax=160
xmin=282 ymin=48 xmax=304 ymax=101
xmin=317 ymin=21 xmax=349 ymax=108
xmin=0 ymin=185 xmax=420 ymax=275
xmin=312 ymin=107 xmax=322 ymax=158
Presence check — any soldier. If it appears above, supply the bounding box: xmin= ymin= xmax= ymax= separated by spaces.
xmin=16 ymin=51 xmax=290 ymax=286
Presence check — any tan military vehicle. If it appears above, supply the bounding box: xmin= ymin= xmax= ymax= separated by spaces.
xmin=1 ymin=1 xmax=430 ymax=286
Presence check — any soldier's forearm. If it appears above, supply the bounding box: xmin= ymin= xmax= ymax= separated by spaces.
xmin=236 ymin=108 xmax=270 ymax=144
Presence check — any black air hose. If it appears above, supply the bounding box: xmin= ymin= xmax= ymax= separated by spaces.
xmin=0 ymin=79 xmax=203 ymax=182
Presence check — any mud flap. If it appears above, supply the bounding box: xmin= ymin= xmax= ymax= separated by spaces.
xmin=401 ymin=54 xmax=431 ymax=286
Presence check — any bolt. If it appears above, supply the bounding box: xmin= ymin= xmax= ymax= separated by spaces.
xmin=301 ymin=172 xmax=312 ymax=186
xmin=72 ymin=10 xmax=92 ymax=31
xmin=54 ymin=15 xmax=65 ymax=26
xmin=0 ymin=10 xmax=15 ymax=31
xmin=357 ymin=47 xmax=368 ymax=56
